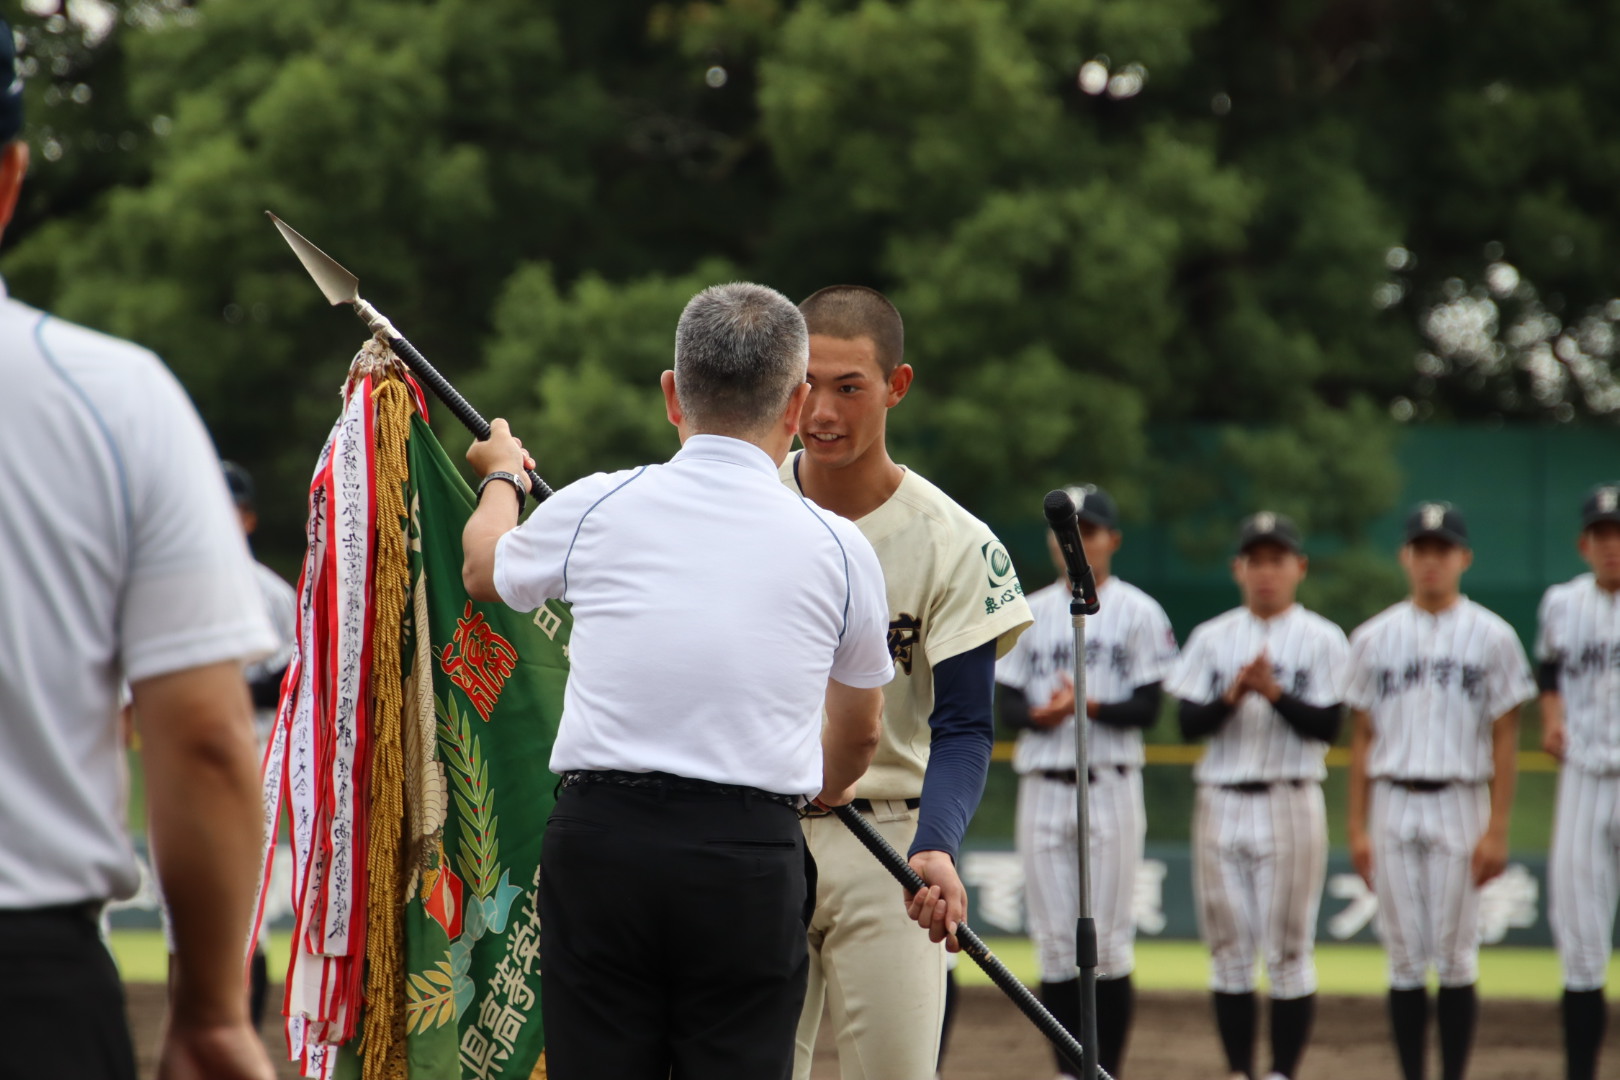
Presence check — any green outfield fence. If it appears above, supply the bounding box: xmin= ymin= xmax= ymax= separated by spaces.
xmin=998 ymin=424 xmax=1620 ymax=648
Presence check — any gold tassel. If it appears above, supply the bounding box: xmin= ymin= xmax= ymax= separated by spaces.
xmin=360 ymin=371 xmax=413 ymax=1080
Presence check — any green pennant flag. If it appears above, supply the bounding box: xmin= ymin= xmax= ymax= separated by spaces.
xmin=394 ymin=413 xmax=569 ymax=1079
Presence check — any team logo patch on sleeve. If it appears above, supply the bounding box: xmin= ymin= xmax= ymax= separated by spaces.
xmin=982 ymin=540 xmax=1015 ymax=588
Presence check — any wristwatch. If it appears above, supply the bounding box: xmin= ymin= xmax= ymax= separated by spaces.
xmin=477 ymin=470 xmax=527 ymax=510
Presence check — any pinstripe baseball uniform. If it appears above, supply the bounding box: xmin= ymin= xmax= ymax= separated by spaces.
xmin=1166 ymin=604 xmax=1348 ymax=999
xmin=998 ymin=575 xmax=1177 ymax=982
xmin=1542 ymin=574 xmax=1620 ymax=992
xmin=1347 ymin=598 xmax=1536 ymax=989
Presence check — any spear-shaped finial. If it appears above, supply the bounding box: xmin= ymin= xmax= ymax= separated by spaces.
xmin=266 ymin=211 xmax=551 ymax=503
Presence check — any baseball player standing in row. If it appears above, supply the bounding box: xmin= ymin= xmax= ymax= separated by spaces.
xmin=1540 ymin=482 xmax=1620 ymax=1080
xmin=783 ymin=285 xmax=1032 ymax=1080
xmin=1347 ymin=503 xmax=1536 ymax=1080
xmin=1167 ymin=513 xmax=1349 ymax=1080
xmin=996 ymin=484 xmax=1177 ymax=1079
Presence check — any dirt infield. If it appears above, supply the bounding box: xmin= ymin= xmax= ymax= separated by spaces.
xmin=126 ymin=982 xmax=1580 ymax=1079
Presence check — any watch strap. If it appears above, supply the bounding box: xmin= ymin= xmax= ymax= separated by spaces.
xmin=477 ymin=470 xmax=527 ymax=509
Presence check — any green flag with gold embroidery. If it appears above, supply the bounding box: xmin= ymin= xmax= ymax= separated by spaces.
xmin=397 ymin=412 xmax=568 ymax=1079
xmin=264 ymin=363 xmax=565 ymax=1080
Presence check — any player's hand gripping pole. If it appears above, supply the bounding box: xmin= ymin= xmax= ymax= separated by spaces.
xmin=266 ymin=211 xmax=553 ymax=504
xmin=828 ymin=803 xmax=1111 ymax=1079
xmin=1044 ymin=489 xmax=1102 ymax=1080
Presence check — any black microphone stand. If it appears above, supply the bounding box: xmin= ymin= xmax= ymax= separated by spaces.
xmin=1044 ymin=490 xmax=1102 ymax=1080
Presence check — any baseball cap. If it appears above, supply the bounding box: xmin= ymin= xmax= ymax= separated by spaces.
xmin=1404 ymin=501 xmax=1468 ymax=546
xmin=1066 ymin=484 xmax=1118 ymax=530
xmin=1237 ymin=511 xmax=1302 ymax=555
xmin=1581 ymin=482 xmax=1620 ymax=530
xmin=0 ymin=19 xmax=22 ymax=145
xmin=222 ymin=460 xmax=255 ymax=508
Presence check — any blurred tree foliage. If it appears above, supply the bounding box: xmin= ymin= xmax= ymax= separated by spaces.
xmin=5 ymin=0 xmax=1617 ymax=625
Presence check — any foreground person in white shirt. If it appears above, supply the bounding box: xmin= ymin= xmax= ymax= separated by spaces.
xmin=0 ymin=24 xmax=277 ymax=1080
xmin=461 ymin=282 xmax=893 ymax=1080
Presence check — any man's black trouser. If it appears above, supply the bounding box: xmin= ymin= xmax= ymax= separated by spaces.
xmin=0 ymin=903 xmax=136 ymax=1080
xmin=540 ymin=779 xmax=812 ymax=1080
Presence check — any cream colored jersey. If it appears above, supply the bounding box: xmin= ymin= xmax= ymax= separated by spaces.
xmin=783 ymin=453 xmax=1033 ymax=799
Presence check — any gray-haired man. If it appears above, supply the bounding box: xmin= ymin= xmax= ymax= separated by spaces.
xmin=461 ymin=282 xmax=894 ymax=1080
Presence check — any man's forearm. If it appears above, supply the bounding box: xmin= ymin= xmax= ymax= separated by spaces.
xmin=1540 ymin=691 xmax=1563 ymax=733
xmin=1092 ymin=682 xmax=1162 ymax=730
xmin=1178 ymin=696 xmax=1235 ymax=740
xmin=1347 ymin=709 xmax=1372 ymax=837
xmin=1270 ymin=693 xmax=1344 ymax=743
xmin=461 ymin=486 xmax=520 ymax=601
xmin=1488 ymin=708 xmax=1519 ymax=837
xmin=912 ymin=727 xmax=991 ymax=861
xmin=821 ymin=680 xmax=883 ymax=801
xmin=911 ymin=641 xmax=996 ymax=860
xmin=135 ymin=662 xmax=265 ymax=1027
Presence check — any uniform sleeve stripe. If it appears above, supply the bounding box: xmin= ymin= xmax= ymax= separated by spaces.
xmin=561 ymin=466 xmax=648 ymax=602
xmin=797 ymin=496 xmax=851 ymax=641
xmin=33 ymin=314 xmax=134 ymax=555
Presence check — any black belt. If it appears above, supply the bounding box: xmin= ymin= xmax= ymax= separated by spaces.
xmin=1218 ymin=779 xmax=1308 ymax=794
xmin=1039 ymin=766 xmax=1130 ymax=785
xmin=0 ymin=901 xmax=103 ymax=924
xmin=1386 ymin=778 xmax=1462 ymax=793
xmin=559 ymin=770 xmax=801 ymax=809
xmin=851 ymin=797 xmax=921 ymax=813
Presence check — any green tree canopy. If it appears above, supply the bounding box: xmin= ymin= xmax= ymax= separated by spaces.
xmin=7 ymin=0 xmax=1617 ymax=626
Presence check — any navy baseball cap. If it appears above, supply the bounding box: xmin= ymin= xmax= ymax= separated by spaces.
xmin=1582 ymin=482 xmax=1620 ymax=530
xmin=222 ymin=460 xmax=255 ymax=508
xmin=0 ymin=19 xmax=22 ymax=145
xmin=1066 ymin=484 xmax=1118 ymax=529
xmin=1405 ymin=501 xmax=1468 ymax=546
xmin=1237 ymin=511 xmax=1302 ymax=555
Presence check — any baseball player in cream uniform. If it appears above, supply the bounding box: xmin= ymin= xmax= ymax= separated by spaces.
xmin=1167 ymin=513 xmax=1348 ymax=1080
xmin=1540 ymin=482 xmax=1620 ymax=1080
xmin=1347 ymin=503 xmax=1535 ymax=1080
xmin=784 ymin=285 xmax=1032 ymax=1080
xmin=996 ymin=485 xmax=1175 ymax=1079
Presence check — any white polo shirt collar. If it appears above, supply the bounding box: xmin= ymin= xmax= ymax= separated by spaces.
xmin=670 ymin=433 xmax=779 ymax=476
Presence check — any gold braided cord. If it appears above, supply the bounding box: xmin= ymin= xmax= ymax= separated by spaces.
xmin=360 ymin=371 xmax=413 ymax=1080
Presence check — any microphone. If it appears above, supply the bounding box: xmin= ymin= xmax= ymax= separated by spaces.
xmin=1043 ymin=489 xmax=1100 ymax=615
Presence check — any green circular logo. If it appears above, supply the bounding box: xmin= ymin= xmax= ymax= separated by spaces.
xmin=983 ymin=541 xmax=1015 ymax=587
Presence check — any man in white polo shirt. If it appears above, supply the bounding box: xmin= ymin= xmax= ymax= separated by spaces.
xmin=0 ymin=24 xmax=277 ymax=1080
xmin=461 ymin=282 xmax=893 ymax=1080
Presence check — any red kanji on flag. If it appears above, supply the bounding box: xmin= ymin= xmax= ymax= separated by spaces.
xmin=439 ymin=601 xmax=519 ymax=721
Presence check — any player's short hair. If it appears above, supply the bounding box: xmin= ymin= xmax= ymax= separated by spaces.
xmin=674 ymin=283 xmax=808 ymax=436
xmin=798 ymin=285 xmax=905 ymax=376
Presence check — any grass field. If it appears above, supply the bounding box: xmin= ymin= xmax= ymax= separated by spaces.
xmin=108 ymin=932 xmax=1613 ymax=1000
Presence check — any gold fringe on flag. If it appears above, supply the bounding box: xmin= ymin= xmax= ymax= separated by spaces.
xmin=360 ymin=369 xmax=414 ymax=1080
